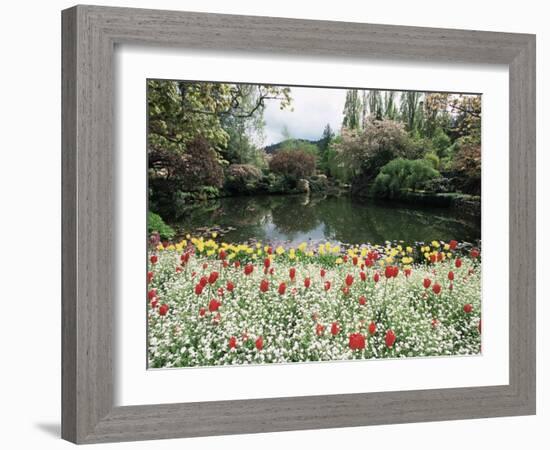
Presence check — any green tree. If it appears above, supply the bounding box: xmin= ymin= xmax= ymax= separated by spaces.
xmin=399 ymin=91 xmax=424 ymax=133
xmin=318 ymin=123 xmax=335 ymax=173
xmin=342 ymin=89 xmax=362 ymax=129
xmin=372 ymin=158 xmax=439 ymax=198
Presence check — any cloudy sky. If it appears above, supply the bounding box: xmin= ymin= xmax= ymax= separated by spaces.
xmin=261 ymin=86 xmax=346 ymax=145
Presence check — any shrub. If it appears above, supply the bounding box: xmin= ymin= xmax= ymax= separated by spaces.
xmin=225 ymin=164 xmax=263 ymax=193
xmin=424 ymin=152 xmax=440 ymax=170
xmin=148 ymin=212 xmax=175 ymax=240
xmin=373 ymin=158 xmax=440 ymax=198
xmin=269 ymin=149 xmax=316 ymax=180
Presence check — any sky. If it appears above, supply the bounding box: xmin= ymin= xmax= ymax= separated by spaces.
xmin=261 ymin=86 xmax=346 ymax=145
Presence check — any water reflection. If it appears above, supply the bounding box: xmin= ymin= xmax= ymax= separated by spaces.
xmin=170 ymin=194 xmax=481 ymax=246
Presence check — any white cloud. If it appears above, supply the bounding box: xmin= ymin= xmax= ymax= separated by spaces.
xmin=261 ymin=86 xmax=345 ymax=145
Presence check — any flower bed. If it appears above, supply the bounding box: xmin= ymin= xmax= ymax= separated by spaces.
xmin=147 ymin=238 xmax=481 ymax=368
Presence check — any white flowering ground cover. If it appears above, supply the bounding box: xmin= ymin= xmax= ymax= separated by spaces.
xmin=147 ymin=239 xmax=481 ymax=368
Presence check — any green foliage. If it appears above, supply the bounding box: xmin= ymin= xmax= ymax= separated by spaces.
xmin=431 ymin=127 xmax=452 ymax=158
xmin=342 ymin=89 xmax=362 ymax=129
xmin=269 ymin=149 xmax=316 ymax=180
xmin=424 ymin=152 xmax=440 ymax=170
xmin=372 ymin=158 xmax=440 ymax=198
xmin=225 ymin=164 xmax=263 ymax=194
xmin=148 ymin=212 xmax=175 ymax=240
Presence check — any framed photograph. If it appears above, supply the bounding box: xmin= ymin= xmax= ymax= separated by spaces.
xmin=62 ymin=5 xmax=536 ymax=444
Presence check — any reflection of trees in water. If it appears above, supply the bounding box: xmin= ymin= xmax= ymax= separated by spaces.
xmin=172 ymin=195 xmax=481 ymax=245
xmin=270 ymin=195 xmax=321 ymax=237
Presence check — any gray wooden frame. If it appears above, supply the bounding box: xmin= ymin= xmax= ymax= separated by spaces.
xmin=62 ymin=4 xmax=536 ymax=444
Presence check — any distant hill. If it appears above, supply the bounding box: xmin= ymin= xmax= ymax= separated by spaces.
xmin=264 ymin=138 xmax=322 ymax=155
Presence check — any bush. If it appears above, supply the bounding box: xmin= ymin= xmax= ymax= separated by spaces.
xmin=225 ymin=164 xmax=263 ymax=193
xmin=269 ymin=149 xmax=316 ymax=180
xmin=424 ymin=152 xmax=440 ymax=170
xmin=148 ymin=212 xmax=175 ymax=240
xmin=373 ymin=158 xmax=440 ymax=198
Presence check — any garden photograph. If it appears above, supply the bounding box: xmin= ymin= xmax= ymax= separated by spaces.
xmin=146 ymin=80 xmax=482 ymax=369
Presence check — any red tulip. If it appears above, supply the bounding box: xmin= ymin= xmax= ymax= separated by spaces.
xmin=244 ymin=264 xmax=254 ymax=275
xmin=373 ymin=272 xmax=380 ymax=283
xmin=448 ymin=271 xmax=455 ymax=281
xmin=342 ymin=286 xmax=350 ymax=296
xmin=208 ymin=271 xmax=219 ymax=284
xmin=289 ymin=267 xmax=296 ymax=280
xmin=385 ymin=329 xmax=396 ymax=348
xmin=223 ymin=260 xmax=229 ymax=268
xmin=208 ymin=298 xmax=221 ymax=312
xmin=348 ymin=333 xmax=366 ymax=350
xmin=449 ymin=240 xmax=458 ymax=250
xmin=392 ymin=266 xmax=399 ymax=277
xmin=226 ymin=281 xmax=235 ymax=292
xmin=423 ymin=278 xmax=431 ymax=289
xmin=320 ymin=269 xmax=326 ymax=278
xmin=194 ymin=284 xmax=204 ymax=295
xmin=269 ymin=268 xmax=274 ymax=275
xmin=304 ymin=277 xmax=311 ymax=288
xmin=359 ymin=296 xmax=366 ymax=306
xmin=255 ymin=336 xmax=263 ymax=351
xmin=278 ymin=282 xmax=286 ymax=295
xmin=202 ymin=263 xmax=208 ymax=270
xmin=158 ymin=304 xmax=169 ymax=316
xmin=365 ymin=258 xmax=374 ymax=268
xmin=219 ymin=249 xmax=227 ymax=260
xmin=368 ymin=321 xmax=376 ymax=335
xmin=360 ymin=271 xmax=367 ymax=282
xmin=345 ymin=274 xmax=354 ymax=287
xmin=343 ymin=256 xmax=348 ymax=263
xmin=267 ymin=246 xmax=273 ymax=255
xmin=437 ymin=252 xmax=443 ymax=262
xmin=384 ymin=266 xmax=393 ymax=279
xmin=150 ymin=298 xmax=158 ymax=308
xmin=199 ymin=307 xmax=206 ymax=317
xmin=470 ymin=248 xmax=480 ymax=259
xmin=463 ymin=303 xmax=473 ymax=313
xmin=228 ymin=336 xmax=237 ymax=349
xmin=455 ymin=258 xmax=462 ymax=268
xmin=430 ymin=254 xmax=437 ymax=263
xmin=234 ymin=261 xmax=241 ymax=268
xmin=352 ymin=256 xmax=358 ymax=266
xmin=331 ymin=322 xmax=340 ymax=336
xmin=180 ymin=252 xmax=190 ymax=264
xmin=199 ymin=276 xmax=208 ymax=287
xmin=324 ymin=281 xmax=331 ymax=291
xmin=147 ymin=289 xmax=157 ymax=300
xmin=147 ymin=271 xmax=154 ymax=283
xmin=432 ymin=283 xmax=442 ymax=295
xmin=316 ymin=323 xmax=325 ymax=336
xmin=150 ymin=255 xmax=158 ymax=264
xmin=404 ymin=268 xmax=412 ymax=277
xmin=260 ymin=279 xmax=269 ymax=293
xmin=264 ymin=258 xmax=271 ymax=269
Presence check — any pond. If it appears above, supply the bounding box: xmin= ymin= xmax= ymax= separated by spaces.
xmin=169 ymin=194 xmax=481 ymax=246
